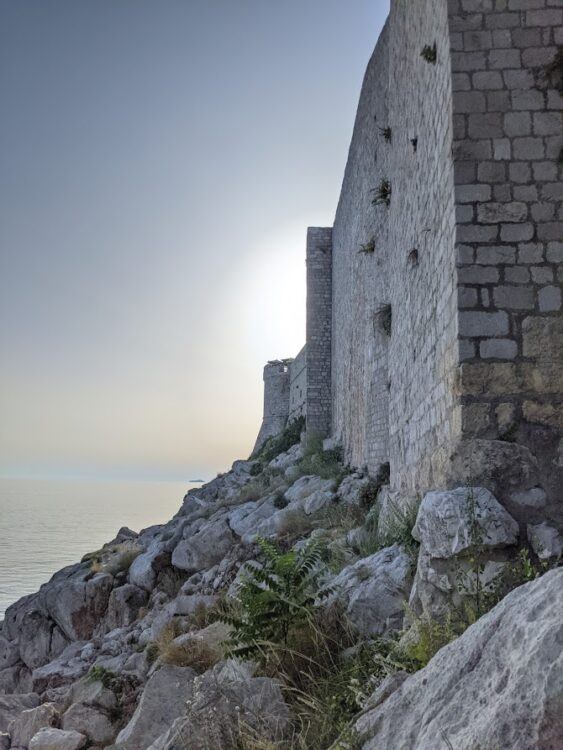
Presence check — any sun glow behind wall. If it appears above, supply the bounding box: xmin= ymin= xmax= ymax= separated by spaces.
xmin=0 ymin=0 xmax=390 ymax=481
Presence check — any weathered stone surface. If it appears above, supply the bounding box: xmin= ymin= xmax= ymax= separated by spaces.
xmin=148 ymin=660 xmax=289 ymax=750
xmin=62 ymin=702 xmax=115 ymax=746
xmin=412 ymin=487 xmax=518 ymax=558
xmin=268 ymin=443 xmax=303 ymax=472
xmin=0 ymin=638 xmax=20 ymax=672
xmin=448 ymin=439 xmax=540 ymax=504
xmin=128 ymin=541 xmax=170 ymax=592
xmin=31 ymin=644 xmax=89 ymax=694
xmin=337 ymin=473 xmax=371 ymax=506
xmin=326 ymin=546 xmax=413 ymax=636
xmin=0 ymin=693 xmax=40 ymax=732
xmin=28 ymin=728 xmax=87 ymax=750
xmin=8 ymin=703 xmax=58 ymax=748
xmin=527 ymin=523 xmax=563 ymax=561
xmin=42 ymin=574 xmax=114 ymax=642
xmin=66 ymin=680 xmax=117 ymax=713
xmin=357 ymin=569 xmax=563 ymax=750
xmin=102 ymin=584 xmax=148 ymax=631
xmin=284 ymin=475 xmax=336 ymax=504
xmin=171 ymin=520 xmax=235 ymax=573
xmin=115 ymin=665 xmax=196 ymax=750
xmin=19 ymin=613 xmax=68 ymax=671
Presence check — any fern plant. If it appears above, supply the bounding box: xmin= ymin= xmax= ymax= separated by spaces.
xmin=223 ymin=537 xmax=330 ymax=657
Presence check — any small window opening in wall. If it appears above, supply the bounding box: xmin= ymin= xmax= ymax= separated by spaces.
xmin=411 ymin=137 xmax=418 ymax=153
xmin=375 ymin=304 xmax=392 ymax=337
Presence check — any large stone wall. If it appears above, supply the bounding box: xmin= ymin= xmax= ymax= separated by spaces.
xmin=449 ymin=0 xmax=563 ymax=516
xmin=332 ymin=0 xmax=460 ymax=494
xmin=253 ymin=0 xmax=562 ymax=512
xmin=306 ymin=227 xmax=333 ymax=437
xmin=289 ymin=346 xmax=307 ymax=421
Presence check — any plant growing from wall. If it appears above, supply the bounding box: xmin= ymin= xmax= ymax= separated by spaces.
xmin=359 ymin=238 xmax=375 ymax=255
xmin=379 ymin=126 xmax=392 ymax=143
xmin=410 ymin=137 xmax=418 ymax=153
xmin=371 ymin=179 xmax=391 ymax=207
xmin=421 ymin=43 xmax=437 ymax=64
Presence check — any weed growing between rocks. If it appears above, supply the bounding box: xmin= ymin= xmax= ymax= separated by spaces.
xmin=253 ymin=416 xmax=305 ymax=465
xmin=89 ymin=542 xmax=142 ymax=576
xmin=297 ymin=434 xmax=348 ymax=484
xmin=86 ymin=665 xmax=117 ymax=688
xmin=156 ymin=627 xmax=222 ymax=673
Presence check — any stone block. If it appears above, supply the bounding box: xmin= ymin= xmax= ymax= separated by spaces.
xmin=522 ymin=316 xmax=563 ymax=360
xmin=538 ymin=223 xmax=563 ymax=241
xmin=477 ymin=202 xmax=527 ymax=223
xmin=490 ymin=48 xmax=522 ymax=68
xmin=493 ymin=285 xmax=534 ymax=309
xmin=533 ymin=112 xmax=562 ymax=136
xmin=461 ymin=362 xmax=519 ymax=395
xmin=505 ymin=265 xmax=530 ymax=283
xmin=457 ymin=224 xmax=499 ymax=243
xmin=532 ymin=162 xmax=558 ymax=182
xmin=546 ymin=242 xmax=563 ymax=263
xmin=530 ymin=252 xmax=555 ymax=273
xmin=508 ymin=162 xmax=531 ymax=183
xmin=525 ymin=9 xmax=563 ymax=27
xmin=473 ymin=71 xmax=504 ymax=90
xmin=504 ymin=112 xmax=532 ymax=137
xmin=468 ymin=113 xmax=504 ymax=139
xmin=501 ymin=223 xmax=534 ymax=242
xmin=493 ymin=138 xmax=511 ymax=160
xmin=538 ymin=285 xmax=562 ymax=312
xmin=523 ymin=402 xmax=563 ymax=430
xmin=480 ymin=338 xmax=518 ymax=359
xmin=453 ymin=91 xmax=487 ymax=113
xmin=459 ymin=310 xmax=509 ymax=337
xmin=511 ymin=89 xmax=545 ymax=110
xmin=518 ymin=243 xmax=544 ymax=263
xmin=486 ymin=90 xmax=512 ymax=112
xmin=455 ymin=184 xmax=492 ymax=203
xmin=477 ymin=162 xmax=506 ymax=182
xmin=475 ymin=245 xmax=515 ymax=264
xmin=513 ymin=137 xmax=545 ymax=160
xmin=458 ymin=266 xmax=499 ymax=284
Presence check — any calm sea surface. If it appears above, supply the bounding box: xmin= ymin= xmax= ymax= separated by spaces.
xmin=0 ymin=477 xmax=199 ymax=620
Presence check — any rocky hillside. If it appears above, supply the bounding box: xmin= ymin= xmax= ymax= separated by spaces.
xmin=0 ymin=425 xmax=561 ymax=750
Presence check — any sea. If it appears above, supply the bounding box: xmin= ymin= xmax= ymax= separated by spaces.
xmin=0 ymin=477 xmax=202 ymax=620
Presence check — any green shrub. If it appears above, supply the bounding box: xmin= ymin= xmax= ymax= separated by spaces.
xmin=222 ymin=537 xmax=329 ymax=657
xmin=255 ymin=416 xmax=305 ymax=463
xmin=86 ymin=665 xmax=117 ymax=689
xmin=297 ymin=435 xmax=347 ymax=483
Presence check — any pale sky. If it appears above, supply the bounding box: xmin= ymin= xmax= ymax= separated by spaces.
xmin=0 ymin=0 xmax=390 ymax=481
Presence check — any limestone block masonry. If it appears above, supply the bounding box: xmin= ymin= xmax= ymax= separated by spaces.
xmin=254 ymin=0 xmax=562 ymax=529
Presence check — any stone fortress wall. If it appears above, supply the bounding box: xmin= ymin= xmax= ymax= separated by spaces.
xmin=255 ymin=0 xmax=562 ymax=528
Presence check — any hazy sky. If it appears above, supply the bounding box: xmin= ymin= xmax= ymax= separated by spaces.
xmin=0 ymin=0 xmax=390 ymax=481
